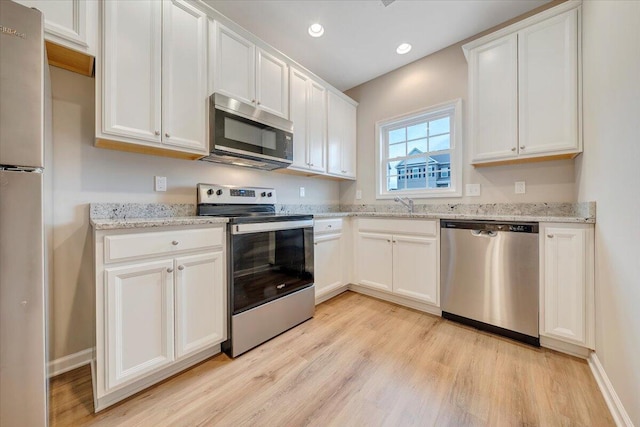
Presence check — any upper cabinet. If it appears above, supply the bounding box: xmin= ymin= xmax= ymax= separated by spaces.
xmin=327 ymin=91 xmax=357 ymax=179
xmin=289 ymin=67 xmax=326 ymax=173
xmin=213 ymin=22 xmax=289 ymax=119
xmin=14 ymin=0 xmax=97 ymax=75
xmin=96 ymin=0 xmax=208 ymax=159
xmin=464 ymin=3 xmax=581 ymax=166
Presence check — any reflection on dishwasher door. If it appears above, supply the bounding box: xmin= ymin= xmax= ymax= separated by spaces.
xmin=440 ymin=220 xmax=539 ymax=346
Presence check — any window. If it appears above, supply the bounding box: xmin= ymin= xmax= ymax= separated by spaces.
xmin=376 ymin=99 xmax=462 ymax=198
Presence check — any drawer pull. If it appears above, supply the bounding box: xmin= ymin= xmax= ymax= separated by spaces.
xmin=167 ymin=267 xmax=174 ymax=273
xmin=520 ymin=145 xmax=526 ymax=150
xmin=547 ymin=234 xmax=554 ymax=238
xmin=172 ymin=240 xmax=179 ymax=246
xmin=511 ymin=147 xmax=516 ymax=152
xmin=178 ymin=265 xmax=185 ymax=271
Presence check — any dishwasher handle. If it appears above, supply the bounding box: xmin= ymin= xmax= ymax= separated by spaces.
xmin=471 ymin=229 xmax=498 ymax=238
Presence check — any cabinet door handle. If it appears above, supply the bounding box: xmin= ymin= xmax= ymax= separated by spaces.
xmin=511 ymin=147 xmax=516 ymax=152
xmin=314 ymin=242 xmax=318 ymax=246
xmin=387 ymin=239 xmax=391 ymax=243
xmin=251 ymin=99 xmax=256 ymax=103
xmin=520 ymin=145 xmax=525 ymax=150
xmin=167 ymin=267 xmax=174 ymax=273
xmin=178 ymin=265 xmax=185 ymax=271
xmin=309 ymin=163 xmax=314 ymax=167
xmin=155 ymin=130 xmax=160 ymax=136
xmin=257 ymin=101 xmax=261 ymax=105
xmin=172 ymin=240 xmax=179 ymax=246
xmin=547 ymin=234 xmax=554 ymax=238
xmin=341 ymin=170 xmax=347 ymax=174
xmin=327 ymin=224 xmax=332 ymax=228
xmin=392 ymin=240 xmax=397 ymax=243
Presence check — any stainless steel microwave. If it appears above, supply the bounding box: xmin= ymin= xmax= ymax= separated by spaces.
xmin=201 ymin=93 xmax=294 ymax=170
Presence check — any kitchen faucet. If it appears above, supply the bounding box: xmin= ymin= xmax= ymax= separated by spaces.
xmin=394 ymin=196 xmax=414 ymax=214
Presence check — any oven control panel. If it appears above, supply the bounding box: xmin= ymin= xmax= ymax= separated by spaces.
xmin=197 ymin=184 xmax=276 ymax=204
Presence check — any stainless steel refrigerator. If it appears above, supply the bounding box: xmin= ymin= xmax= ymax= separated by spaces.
xmin=0 ymin=1 xmax=50 ymax=425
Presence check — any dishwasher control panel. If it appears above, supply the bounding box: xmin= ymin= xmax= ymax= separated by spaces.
xmin=441 ymin=220 xmax=538 ymax=233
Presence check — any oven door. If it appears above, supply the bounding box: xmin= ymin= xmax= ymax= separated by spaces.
xmin=230 ymin=220 xmax=314 ymax=315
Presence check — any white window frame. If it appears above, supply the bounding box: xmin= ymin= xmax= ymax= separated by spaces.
xmin=375 ymin=99 xmax=463 ymax=199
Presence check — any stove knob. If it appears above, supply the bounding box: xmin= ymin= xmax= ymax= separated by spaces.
xmin=216 ymin=189 xmax=223 ymax=196
xmin=267 ymin=192 xmax=273 ymax=197
xmin=261 ymin=192 xmax=267 ymax=197
xmin=207 ymin=189 xmax=213 ymax=196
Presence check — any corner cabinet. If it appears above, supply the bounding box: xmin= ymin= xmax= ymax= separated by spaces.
xmin=212 ymin=22 xmax=289 ymax=119
xmin=96 ymin=0 xmax=209 ymax=159
xmin=540 ymin=223 xmax=595 ymax=349
xmin=354 ymin=218 xmax=439 ymax=309
xmin=289 ymin=67 xmax=326 ymax=174
xmin=327 ymin=91 xmax=357 ymax=179
xmin=465 ymin=3 xmax=581 ymax=165
xmin=93 ymin=225 xmax=226 ymax=411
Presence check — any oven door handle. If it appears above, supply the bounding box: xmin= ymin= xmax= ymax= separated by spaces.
xmin=231 ymin=219 xmax=314 ymax=235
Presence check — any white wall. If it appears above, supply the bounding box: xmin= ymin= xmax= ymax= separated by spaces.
xmin=342 ymin=39 xmax=577 ymax=206
xmin=577 ymin=1 xmax=640 ymax=425
xmin=49 ymin=66 xmax=339 ymax=360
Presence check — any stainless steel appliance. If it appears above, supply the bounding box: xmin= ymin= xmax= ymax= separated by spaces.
xmin=0 ymin=1 xmax=50 ymax=425
xmin=197 ymin=184 xmax=314 ymax=357
xmin=440 ymin=220 xmax=540 ymax=346
xmin=201 ymin=93 xmax=294 ymax=170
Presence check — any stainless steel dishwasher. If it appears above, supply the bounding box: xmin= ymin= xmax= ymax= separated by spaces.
xmin=440 ymin=220 xmax=539 ymax=346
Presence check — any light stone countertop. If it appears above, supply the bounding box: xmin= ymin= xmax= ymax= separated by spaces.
xmin=313 ymin=211 xmax=594 ymax=223
xmin=90 ymin=216 xmax=228 ymax=230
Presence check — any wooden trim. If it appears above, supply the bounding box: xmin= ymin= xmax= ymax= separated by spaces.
xmin=45 ymin=41 xmax=94 ymax=77
xmin=95 ymin=138 xmax=205 ymax=160
xmin=472 ymin=152 xmax=579 ymax=167
xmin=48 ymin=347 xmax=94 ymax=378
xmin=588 ymin=353 xmax=635 ymax=427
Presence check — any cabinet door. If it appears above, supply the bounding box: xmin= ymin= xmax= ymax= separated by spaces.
xmin=393 ymin=235 xmax=438 ymax=305
xmin=314 ymin=233 xmax=343 ymax=299
xmin=289 ymin=68 xmax=309 ymax=169
xmin=174 ymin=251 xmax=226 ymax=359
xmin=162 ymin=0 xmax=208 ymax=153
xmin=256 ymin=48 xmax=289 ymax=118
xmin=327 ymin=91 xmax=344 ymax=176
xmin=518 ymin=9 xmax=578 ymax=156
xmin=469 ymin=34 xmax=518 ymax=163
xmin=105 ymin=259 xmax=174 ymax=390
xmin=356 ymin=232 xmax=393 ymax=292
xmin=542 ymin=227 xmax=588 ymax=345
xmin=102 ymin=0 xmax=162 ymax=143
xmin=307 ymin=80 xmax=327 ymax=172
xmin=15 ymin=0 xmax=90 ymax=52
xmin=213 ymin=22 xmax=255 ymax=106
xmin=341 ymin=100 xmax=357 ymax=178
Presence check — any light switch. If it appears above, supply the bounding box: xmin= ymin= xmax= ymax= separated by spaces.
xmin=465 ymin=184 xmax=481 ymax=197
xmin=155 ymin=176 xmax=167 ymax=192
xmin=356 ymin=190 xmax=362 ymax=200
xmin=299 ymin=187 xmax=305 ymax=198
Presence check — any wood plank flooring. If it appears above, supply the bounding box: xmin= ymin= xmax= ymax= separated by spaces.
xmin=50 ymin=291 xmax=613 ymax=426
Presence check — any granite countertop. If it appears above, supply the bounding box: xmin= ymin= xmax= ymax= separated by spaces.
xmin=90 ymin=201 xmax=595 ymax=230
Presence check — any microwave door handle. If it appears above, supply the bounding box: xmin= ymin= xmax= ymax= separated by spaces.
xmin=231 ymin=219 xmax=314 ymax=235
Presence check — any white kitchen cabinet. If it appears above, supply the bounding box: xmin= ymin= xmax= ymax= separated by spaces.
xmin=174 ymin=251 xmax=225 ymax=359
xmin=313 ymin=219 xmax=347 ymax=301
xmin=94 ymin=224 xmax=226 ymax=411
xmin=15 ymin=0 xmax=97 ymax=55
xmin=97 ymin=0 xmax=209 ymax=158
xmin=105 ymin=259 xmax=175 ymax=390
xmin=355 ymin=219 xmax=439 ymax=306
xmin=464 ymin=3 xmax=581 ymax=165
xmin=213 ymin=22 xmax=289 ymax=119
xmin=289 ymin=68 xmax=326 ymax=173
xmin=540 ymin=223 xmax=594 ymax=349
xmin=327 ymin=91 xmax=357 ymax=179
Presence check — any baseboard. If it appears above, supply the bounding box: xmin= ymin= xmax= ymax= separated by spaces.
xmin=539 ymin=336 xmax=591 ymax=359
xmin=588 ymin=353 xmax=634 ymax=427
xmin=348 ymin=284 xmax=442 ymax=316
xmin=48 ymin=347 xmax=94 ymax=378
xmin=315 ymin=285 xmax=349 ymax=305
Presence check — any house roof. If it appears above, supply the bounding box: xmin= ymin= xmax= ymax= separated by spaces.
xmin=394 ymin=149 xmax=450 ymax=169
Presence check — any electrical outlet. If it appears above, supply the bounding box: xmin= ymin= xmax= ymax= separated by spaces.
xmin=356 ymin=190 xmax=362 ymax=200
xmin=299 ymin=187 xmax=305 ymax=198
xmin=154 ymin=176 xmax=167 ymax=192
xmin=465 ymin=184 xmax=481 ymax=197
xmin=515 ymin=181 xmax=526 ymax=194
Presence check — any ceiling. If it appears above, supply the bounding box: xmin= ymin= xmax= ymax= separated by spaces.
xmin=203 ymin=0 xmax=550 ymax=91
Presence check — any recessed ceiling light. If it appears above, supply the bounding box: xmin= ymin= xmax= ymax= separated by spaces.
xmin=396 ymin=43 xmax=412 ymax=55
xmin=308 ymin=23 xmax=324 ymax=38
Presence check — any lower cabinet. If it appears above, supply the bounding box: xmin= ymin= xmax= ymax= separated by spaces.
xmin=355 ymin=218 xmax=439 ymax=306
xmin=313 ymin=218 xmax=347 ymax=301
xmin=540 ymin=223 xmax=595 ymax=349
xmin=94 ymin=224 xmax=226 ymax=411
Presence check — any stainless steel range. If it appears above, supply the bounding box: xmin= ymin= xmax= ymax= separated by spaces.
xmin=197 ymin=184 xmax=315 ymax=357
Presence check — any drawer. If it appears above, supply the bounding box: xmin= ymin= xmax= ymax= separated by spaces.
xmin=314 ymin=218 xmax=343 ymax=234
xmin=105 ymin=227 xmax=224 ymax=263
xmin=357 ymin=218 xmax=437 ymax=236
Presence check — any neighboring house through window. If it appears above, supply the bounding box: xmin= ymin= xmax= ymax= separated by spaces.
xmin=376 ymin=99 xmax=462 ymax=198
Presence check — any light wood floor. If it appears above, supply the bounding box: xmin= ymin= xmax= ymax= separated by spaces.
xmin=50 ymin=291 xmax=613 ymax=426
